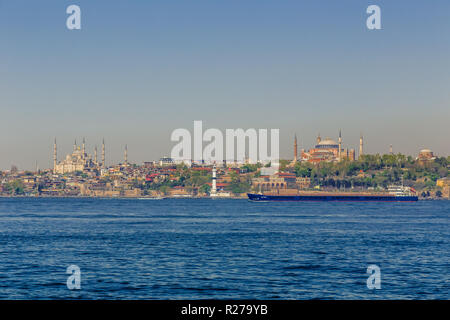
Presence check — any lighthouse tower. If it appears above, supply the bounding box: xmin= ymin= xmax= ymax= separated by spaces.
xmin=211 ymin=164 xmax=217 ymax=197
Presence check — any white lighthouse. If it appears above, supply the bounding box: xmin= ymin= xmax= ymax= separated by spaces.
xmin=210 ymin=164 xmax=231 ymax=198
xmin=211 ymin=163 xmax=217 ymax=196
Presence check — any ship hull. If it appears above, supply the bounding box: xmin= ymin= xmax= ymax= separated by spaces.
xmin=247 ymin=193 xmax=418 ymax=202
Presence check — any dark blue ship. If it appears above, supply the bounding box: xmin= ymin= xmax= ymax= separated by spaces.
xmin=248 ymin=186 xmax=418 ymax=202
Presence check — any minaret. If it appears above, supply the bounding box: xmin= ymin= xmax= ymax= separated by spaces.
xmin=338 ymin=130 xmax=342 ymax=160
xmin=294 ymin=134 xmax=298 ymax=162
xmin=82 ymin=137 xmax=86 ymax=155
xmin=73 ymin=139 xmax=77 ymax=152
xmin=359 ymin=134 xmax=363 ymax=158
xmin=211 ymin=163 xmax=217 ymax=196
xmin=53 ymin=138 xmax=57 ymax=174
xmin=124 ymin=144 xmax=128 ymax=165
xmin=389 ymin=144 xmax=393 ymax=155
xmin=102 ymin=138 xmax=105 ymax=168
xmin=317 ymin=133 xmax=321 ymax=144
xmin=94 ymin=146 xmax=98 ymax=164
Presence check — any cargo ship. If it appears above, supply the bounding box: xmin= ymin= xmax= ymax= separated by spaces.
xmin=248 ymin=185 xmax=418 ymax=202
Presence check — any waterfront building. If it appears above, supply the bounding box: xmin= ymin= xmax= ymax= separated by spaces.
xmin=252 ymin=172 xmax=297 ymax=192
xmin=436 ymin=178 xmax=450 ymax=199
xmin=296 ymin=177 xmax=312 ymax=189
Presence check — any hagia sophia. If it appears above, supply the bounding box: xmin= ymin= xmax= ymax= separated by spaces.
xmin=293 ymin=131 xmax=363 ymax=164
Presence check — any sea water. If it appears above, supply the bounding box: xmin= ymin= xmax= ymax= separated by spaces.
xmin=0 ymin=198 xmax=448 ymax=299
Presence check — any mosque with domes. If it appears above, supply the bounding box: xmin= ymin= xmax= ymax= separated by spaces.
xmin=293 ymin=131 xmax=363 ymax=164
xmin=53 ymin=138 xmax=129 ymax=174
xmin=53 ymin=138 xmax=105 ymax=174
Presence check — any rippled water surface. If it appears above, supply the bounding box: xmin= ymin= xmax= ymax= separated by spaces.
xmin=0 ymin=198 xmax=448 ymax=299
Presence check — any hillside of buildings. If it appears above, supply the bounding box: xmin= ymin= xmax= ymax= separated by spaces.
xmin=1 ymin=153 xmax=449 ymax=199
xmin=281 ymin=154 xmax=450 ymax=198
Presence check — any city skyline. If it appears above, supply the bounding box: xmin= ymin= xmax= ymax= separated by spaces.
xmin=1 ymin=1 xmax=450 ymax=170
xmin=1 ymin=131 xmax=448 ymax=172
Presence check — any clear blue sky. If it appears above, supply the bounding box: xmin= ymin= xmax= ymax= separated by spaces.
xmin=1 ymin=0 xmax=449 ymax=169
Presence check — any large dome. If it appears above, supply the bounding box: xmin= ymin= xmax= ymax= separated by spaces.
xmin=316 ymin=138 xmax=339 ymax=149
xmin=318 ymin=138 xmax=337 ymax=145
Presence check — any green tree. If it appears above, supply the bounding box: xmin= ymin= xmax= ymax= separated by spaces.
xmin=199 ymin=184 xmax=211 ymax=195
xmin=159 ymin=185 xmax=169 ymax=195
xmin=227 ymin=171 xmax=251 ymax=194
xmin=241 ymin=163 xmax=262 ymax=172
xmin=6 ymin=180 xmax=25 ymax=195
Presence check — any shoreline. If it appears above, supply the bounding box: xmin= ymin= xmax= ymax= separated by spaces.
xmin=0 ymin=195 xmax=248 ymax=199
xmin=0 ymin=195 xmax=448 ymax=200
